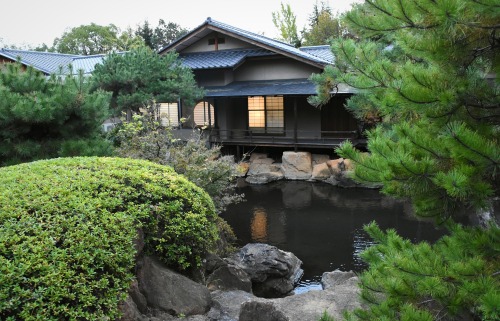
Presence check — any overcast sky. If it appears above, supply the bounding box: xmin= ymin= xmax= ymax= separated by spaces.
xmin=1 ymin=0 xmax=361 ymax=48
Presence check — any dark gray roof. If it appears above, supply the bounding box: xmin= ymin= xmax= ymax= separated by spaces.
xmin=161 ymin=18 xmax=333 ymax=67
xmin=180 ymin=48 xmax=275 ymax=69
xmin=0 ymin=48 xmax=80 ymax=74
xmin=204 ymin=79 xmax=318 ymax=97
xmin=300 ymin=46 xmax=334 ymax=63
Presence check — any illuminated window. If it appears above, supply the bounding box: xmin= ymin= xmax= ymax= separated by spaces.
xmin=158 ymin=103 xmax=179 ymax=127
xmin=193 ymin=101 xmax=215 ymax=127
xmin=248 ymin=96 xmax=284 ymax=133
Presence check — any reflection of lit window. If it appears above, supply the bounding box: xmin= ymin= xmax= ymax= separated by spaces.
xmin=193 ymin=101 xmax=215 ymax=127
xmin=251 ymin=207 xmax=268 ymax=242
xmin=248 ymin=96 xmax=284 ymax=133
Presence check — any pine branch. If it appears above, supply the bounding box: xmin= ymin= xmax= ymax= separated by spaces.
xmin=393 ymin=262 xmax=436 ymax=278
xmin=396 ymin=87 xmax=440 ymax=105
xmin=448 ymin=125 xmax=499 ymax=165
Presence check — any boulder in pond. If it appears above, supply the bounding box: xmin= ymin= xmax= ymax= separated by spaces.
xmin=226 ymin=243 xmax=303 ymax=297
xmin=311 ymin=162 xmax=332 ymax=180
xmin=281 ymin=151 xmax=312 ymax=180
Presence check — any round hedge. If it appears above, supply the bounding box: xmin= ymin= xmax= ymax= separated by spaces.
xmin=0 ymin=157 xmax=218 ymax=320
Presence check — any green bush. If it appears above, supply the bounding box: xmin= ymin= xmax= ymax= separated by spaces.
xmin=0 ymin=157 xmax=219 ymax=320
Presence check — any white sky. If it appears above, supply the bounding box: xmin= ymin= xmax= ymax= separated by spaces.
xmin=0 ymin=0 xmax=361 ymax=48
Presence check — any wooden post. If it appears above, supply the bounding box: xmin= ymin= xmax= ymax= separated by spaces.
xmin=294 ymin=97 xmax=298 ymax=152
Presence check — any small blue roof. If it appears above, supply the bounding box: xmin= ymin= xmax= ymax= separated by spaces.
xmin=180 ymin=48 xmax=275 ymax=69
xmin=300 ymin=46 xmax=334 ymax=64
xmin=70 ymin=54 xmax=107 ymax=74
xmin=0 ymin=48 xmax=80 ymax=74
xmin=204 ymin=79 xmax=318 ymax=97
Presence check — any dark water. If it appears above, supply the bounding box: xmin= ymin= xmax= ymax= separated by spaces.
xmin=221 ymin=180 xmax=445 ymax=293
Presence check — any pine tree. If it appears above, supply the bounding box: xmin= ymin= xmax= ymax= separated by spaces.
xmin=311 ymin=0 xmax=499 ymax=319
xmin=312 ymin=0 xmax=499 ymax=222
xmin=302 ymin=1 xmax=353 ymax=46
xmin=91 ymin=47 xmax=203 ymax=118
xmin=0 ymin=63 xmax=112 ymax=166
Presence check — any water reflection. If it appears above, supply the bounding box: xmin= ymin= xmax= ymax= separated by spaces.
xmin=250 ymin=207 xmax=268 ymax=242
xmin=221 ymin=180 xmax=445 ymax=291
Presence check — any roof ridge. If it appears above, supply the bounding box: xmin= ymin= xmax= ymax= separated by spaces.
xmin=180 ymin=48 xmax=271 ymax=55
xmin=1 ymin=48 xmax=82 ymax=58
xmin=208 ymin=18 xmax=294 ymax=48
xmin=300 ymin=45 xmax=331 ymax=49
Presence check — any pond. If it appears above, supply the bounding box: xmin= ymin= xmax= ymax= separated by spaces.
xmin=220 ymin=180 xmax=446 ymax=293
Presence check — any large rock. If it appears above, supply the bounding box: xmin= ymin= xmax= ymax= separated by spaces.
xmin=246 ymin=157 xmax=284 ymax=184
xmin=118 ymin=295 xmax=148 ymax=321
xmin=247 ymin=158 xmax=276 ymax=175
xmin=245 ymin=171 xmax=284 ymax=184
xmin=326 ymin=158 xmax=344 ymax=176
xmin=311 ymin=163 xmax=332 ymax=180
xmin=312 ymin=154 xmax=330 ymax=165
xmin=207 ymin=265 xmax=253 ymax=293
xmin=226 ymin=243 xmax=303 ymax=297
xmin=239 ymin=301 xmax=289 ymax=321
xmin=321 ymin=270 xmax=358 ymax=291
xmin=208 ymin=290 xmax=259 ymax=321
xmin=232 ymin=270 xmax=363 ymax=321
xmin=273 ymin=285 xmax=361 ymax=321
xmin=136 ymin=256 xmax=212 ymax=316
xmin=281 ymin=152 xmax=313 ymax=180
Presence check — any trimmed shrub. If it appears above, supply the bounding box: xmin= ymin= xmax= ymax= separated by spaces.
xmin=0 ymin=157 xmax=218 ymax=320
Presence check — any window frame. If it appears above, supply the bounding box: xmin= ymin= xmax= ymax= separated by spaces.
xmin=247 ymin=95 xmax=285 ymax=135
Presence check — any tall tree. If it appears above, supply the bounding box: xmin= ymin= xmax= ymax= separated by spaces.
xmin=272 ymin=2 xmax=302 ymax=47
xmin=136 ymin=19 xmax=188 ymax=51
xmin=312 ymin=0 xmax=499 ymax=319
xmin=302 ymin=11 xmax=346 ymax=46
xmin=135 ymin=20 xmax=155 ymax=49
xmin=0 ymin=63 xmax=112 ymax=166
xmin=53 ymin=23 xmax=120 ymax=55
xmin=53 ymin=23 xmax=144 ymax=55
xmin=303 ymin=1 xmax=354 ymax=46
xmin=312 ymin=0 xmax=499 ymax=222
xmin=153 ymin=19 xmax=188 ymax=50
xmin=91 ymin=47 xmax=203 ymax=117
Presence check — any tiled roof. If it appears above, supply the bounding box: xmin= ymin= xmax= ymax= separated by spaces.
xmin=161 ymin=18 xmax=333 ymax=67
xmin=0 ymin=48 xmax=80 ymax=74
xmin=70 ymin=54 xmax=106 ymax=74
xmin=204 ymin=78 xmax=318 ymax=97
xmin=300 ymin=46 xmax=334 ymax=63
xmin=180 ymin=48 xmax=275 ymax=69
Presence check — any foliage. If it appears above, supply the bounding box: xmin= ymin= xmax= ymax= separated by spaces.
xmin=272 ymin=2 xmax=302 ymax=47
xmin=302 ymin=7 xmax=352 ymax=46
xmin=52 ymin=23 xmax=144 ymax=55
xmin=136 ymin=19 xmax=189 ymax=51
xmin=319 ymin=310 xmax=336 ymax=321
xmin=92 ymin=47 xmax=203 ymax=117
xmin=112 ymin=110 xmax=244 ymax=214
xmin=343 ymin=222 xmax=500 ymax=321
xmin=0 ymin=157 xmax=219 ymax=320
xmin=0 ymin=63 xmax=112 ymax=166
xmin=311 ymin=0 xmax=499 ymax=222
xmin=311 ymin=0 xmax=499 ymax=319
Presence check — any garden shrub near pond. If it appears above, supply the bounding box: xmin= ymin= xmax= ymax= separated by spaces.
xmin=0 ymin=157 xmax=219 ymax=320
